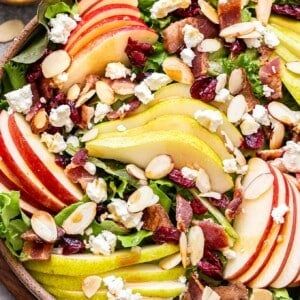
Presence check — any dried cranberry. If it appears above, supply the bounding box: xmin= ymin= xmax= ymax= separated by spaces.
xmin=226 ymin=39 xmax=246 ymax=56
xmin=26 ymin=64 xmax=43 ymax=83
xmin=72 ymin=149 xmax=88 ymax=166
xmin=243 ymin=129 xmax=265 ymax=150
xmin=55 ymin=154 xmax=71 ymax=168
xmin=130 ymin=51 xmax=147 ymax=67
xmin=96 ymin=204 xmax=107 ymax=217
xmin=60 ymin=236 xmax=85 ymax=255
xmin=272 ymin=4 xmax=300 ymax=20
xmin=190 ymin=76 xmax=217 ymax=102
xmin=173 ymin=0 xmax=200 ymax=18
xmin=168 ymin=169 xmax=195 ymax=188
xmin=198 ymin=249 xmax=223 ymax=279
xmin=191 ymin=198 xmax=208 ymax=215
xmin=209 ymin=194 xmax=230 ymax=210
xmin=67 ymin=100 xmax=82 ymax=125
xmin=46 ymin=125 xmax=62 ymax=134
xmin=152 ymin=226 xmax=180 ymax=244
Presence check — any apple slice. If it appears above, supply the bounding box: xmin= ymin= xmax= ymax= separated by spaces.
xmin=79 ymin=0 xmax=138 ymax=15
xmin=0 ymin=111 xmax=65 ymax=213
xmin=271 ymin=175 xmax=300 ymax=288
xmin=63 ymin=26 xmax=158 ymax=90
xmin=223 ymin=158 xmax=276 ymax=280
xmin=9 ymin=113 xmax=82 ymax=205
xmin=235 ymin=166 xmax=286 ymax=283
xmin=65 ymin=4 xmax=141 ymax=53
xmin=248 ymin=174 xmax=296 ymax=288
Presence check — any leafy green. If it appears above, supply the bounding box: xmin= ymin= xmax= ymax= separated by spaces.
xmin=241 ymin=7 xmax=252 ymax=22
xmin=117 ymin=230 xmax=152 ymax=247
xmin=91 ymin=220 xmax=129 ymax=235
xmin=150 ymin=182 xmax=172 ymax=212
xmin=45 ymin=2 xmax=78 ymax=19
xmin=271 ymin=288 xmax=292 ymax=300
xmin=207 ymin=0 xmax=218 ymax=7
xmin=3 ymin=61 xmax=28 ymax=91
xmin=144 ymin=42 xmax=169 ymax=73
xmin=0 ymin=192 xmax=30 ymax=257
xmin=109 ymin=180 xmax=128 ymax=198
xmin=0 ymin=99 xmax=8 ymax=110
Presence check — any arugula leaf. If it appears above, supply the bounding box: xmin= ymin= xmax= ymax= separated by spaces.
xmin=150 ymin=182 xmax=172 ymax=212
xmin=117 ymin=230 xmax=152 ymax=247
xmin=91 ymin=220 xmax=129 ymax=235
xmin=271 ymin=288 xmax=292 ymax=300
xmin=3 ymin=61 xmax=28 ymax=91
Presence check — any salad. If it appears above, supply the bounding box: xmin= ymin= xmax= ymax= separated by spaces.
xmin=0 ymin=0 xmax=299 ymax=299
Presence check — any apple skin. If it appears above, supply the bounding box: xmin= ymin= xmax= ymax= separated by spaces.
xmin=9 ymin=113 xmax=82 ymax=205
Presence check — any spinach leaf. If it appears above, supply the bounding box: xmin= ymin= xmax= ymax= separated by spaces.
xmin=91 ymin=220 xmax=129 ymax=235
xmin=150 ymin=182 xmax=172 ymax=212
xmin=3 ymin=61 xmax=28 ymax=91
xmin=117 ymin=230 xmax=152 ymax=247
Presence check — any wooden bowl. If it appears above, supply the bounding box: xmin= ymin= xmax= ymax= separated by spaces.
xmin=0 ymin=17 xmax=54 ymax=300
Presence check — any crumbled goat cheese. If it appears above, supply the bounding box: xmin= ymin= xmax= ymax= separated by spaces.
xmin=271 ymin=204 xmax=289 ymax=224
xmin=144 ymin=72 xmax=172 ymax=91
xmin=117 ymin=124 xmax=127 ymax=132
xmin=223 ymin=158 xmax=238 ymax=174
xmin=41 ymin=132 xmax=67 ymax=153
xmin=181 ymin=167 xmax=198 ymax=181
xmin=252 ymin=104 xmax=270 ymax=126
xmin=48 ymin=13 xmax=77 ymax=44
xmin=180 ymin=48 xmax=196 ymax=67
xmin=66 ymin=135 xmax=80 ymax=148
xmin=194 ymin=110 xmax=223 ymax=132
xmin=263 ymin=85 xmax=274 ymax=98
xmin=244 ymin=37 xmax=262 ymax=49
xmin=94 ymin=103 xmax=112 ymax=123
xmin=282 ymin=141 xmax=300 ymax=173
xmin=105 ymin=62 xmax=131 ymax=80
xmin=182 ymin=24 xmax=204 ymax=48
xmin=118 ymin=103 xmax=131 ymax=115
xmin=86 ymin=178 xmax=108 ymax=203
xmin=88 ymin=230 xmax=117 ymax=255
xmin=150 ymin=0 xmax=191 ymax=19
xmin=134 ymin=81 xmax=154 ymax=104
xmin=214 ymin=88 xmax=230 ymax=103
xmin=56 ymin=72 xmax=69 ymax=83
xmin=222 ymin=248 xmax=237 ymax=260
xmin=84 ymin=162 xmax=97 ymax=175
xmin=49 ymin=104 xmax=72 ymax=128
xmin=5 ymin=84 xmax=33 ymax=114
xmin=240 ymin=113 xmax=260 ymax=136
xmin=264 ymin=29 xmax=280 ymax=48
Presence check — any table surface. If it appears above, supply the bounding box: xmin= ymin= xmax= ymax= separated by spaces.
xmin=0 ymin=5 xmax=37 ymax=299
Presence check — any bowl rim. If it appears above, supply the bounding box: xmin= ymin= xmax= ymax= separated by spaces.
xmin=0 ymin=16 xmax=55 ymax=300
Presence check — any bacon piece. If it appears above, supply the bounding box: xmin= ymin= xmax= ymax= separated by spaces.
xmin=143 ymin=204 xmax=173 ymax=231
xmin=21 ymin=230 xmax=43 ymax=243
xmin=183 ymin=274 xmax=203 ymax=300
xmin=198 ymin=248 xmax=223 ymax=279
xmin=213 ymin=282 xmax=248 ymax=300
xmin=162 ymin=16 xmax=219 ymax=54
xmin=198 ymin=220 xmax=229 ymax=249
xmin=192 ymin=51 xmax=208 ymax=78
xmin=259 ymin=57 xmax=282 ymax=100
xmin=225 ymin=188 xmax=243 ymax=221
xmin=107 ymin=99 xmax=141 ymax=120
xmin=176 ymin=195 xmax=193 ymax=232
xmin=22 ymin=241 xmax=53 ymax=261
xmin=72 ymin=149 xmax=88 ymax=166
xmin=240 ymin=69 xmax=259 ymax=111
xmin=259 ymin=46 xmax=274 ymax=65
xmin=79 ymin=105 xmax=94 ymax=129
xmin=218 ymin=0 xmax=242 ymax=29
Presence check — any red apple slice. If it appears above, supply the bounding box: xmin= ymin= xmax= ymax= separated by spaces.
xmin=63 ymin=25 xmax=158 ymax=90
xmin=67 ymin=15 xmax=145 ymax=56
xmin=248 ymin=174 xmax=296 ymax=288
xmin=9 ymin=113 xmax=82 ymax=205
xmin=0 ymin=111 xmax=65 ymax=213
xmin=236 ymin=166 xmax=286 ymax=283
xmin=65 ymin=4 xmax=141 ymax=53
xmin=271 ymin=175 xmax=300 ymax=288
xmin=223 ymin=158 xmax=276 ymax=280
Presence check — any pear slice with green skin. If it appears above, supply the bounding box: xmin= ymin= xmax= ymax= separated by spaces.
xmin=96 ymin=115 xmax=233 ymax=160
xmin=270 ymin=16 xmax=300 ymax=35
xmin=30 ymin=264 xmax=185 ymax=291
xmin=45 ymin=281 xmax=186 ymax=299
xmin=24 ymin=244 xmax=179 ymax=276
xmin=95 ymin=99 xmax=243 ymax=147
xmin=87 ymin=130 xmax=233 ymax=193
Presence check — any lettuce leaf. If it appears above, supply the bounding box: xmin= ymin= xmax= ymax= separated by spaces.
xmin=91 ymin=220 xmax=129 ymax=235
xmin=117 ymin=230 xmax=152 ymax=247
xmin=150 ymin=182 xmax=172 ymax=212
xmin=3 ymin=61 xmax=28 ymax=91
xmin=271 ymin=288 xmax=292 ymax=300
xmin=45 ymin=2 xmax=78 ymax=19
xmin=144 ymin=42 xmax=169 ymax=73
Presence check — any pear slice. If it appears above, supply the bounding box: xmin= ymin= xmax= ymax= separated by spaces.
xmin=275 ymin=44 xmax=299 ymax=63
xmin=270 ymin=15 xmax=300 ymax=35
xmin=87 ymin=130 xmax=233 ymax=192
xmin=45 ymin=281 xmax=186 ymax=299
xmin=95 ymin=99 xmax=243 ymax=147
xmin=24 ymin=244 xmax=179 ymax=276
xmin=96 ymin=115 xmax=232 ymax=160
xmin=30 ymin=264 xmax=185 ymax=291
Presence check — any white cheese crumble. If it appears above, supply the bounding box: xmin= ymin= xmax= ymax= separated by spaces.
xmin=244 ymin=37 xmax=262 ymax=49
xmin=86 ymin=178 xmax=108 ymax=203
xmin=222 ymin=248 xmax=237 ymax=260
xmin=252 ymin=104 xmax=270 ymax=126
xmin=182 ymin=24 xmax=204 ymax=48
xmin=84 ymin=162 xmax=97 ymax=175
xmin=41 ymin=132 xmax=67 ymax=153
xmin=118 ymin=103 xmax=131 ymax=115
xmin=49 ymin=105 xmax=73 ymax=130
xmin=180 ymin=48 xmax=196 ymax=67
xmin=5 ymin=84 xmax=33 ymax=114
xmin=105 ymin=62 xmax=131 ymax=80
xmin=181 ymin=167 xmax=198 ymax=181
xmin=48 ymin=13 xmax=77 ymax=44
xmin=150 ymin=0 xmax=191 ymax=19
xmin=144 ymin=72 xmax=172 ymax=91
xmin=223 ymin=158 xmax=238 ymax=174
xmin=264 ymin=29 xmax=280 ymax=48
xmin=282 ymin=141 xmax=300 ymax=173
xmin=271 ymin=204 xmax=289 ymax=224
xmin=88 ymin=230 xmax=117 ymax=255
xmin=240 ymin=113 xmax=260 ymax=136
xmin=214 ymin=88 xmax=230 ymax=103
xmin=263 ymin=85 xmax=274 ymax=98
xmin=66 ymin=135 xmax=80 ymax=148
xmin=134 ymin=81 xmax=154 ymax=104
xmin=94 ymin=103 xmax=112 ymax=123
xmin=194 ymin=109 xmax=224 ymax=132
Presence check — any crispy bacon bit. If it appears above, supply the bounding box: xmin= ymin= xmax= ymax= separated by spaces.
xmin=21 ymin=230 xmax=43 ymax=243
xmin=259 ymin=46 xmax=274 ymax=65
xmin=240 ymin=69 xmax=259 ymax=110
xmin=152 ymin=226 xmax=181 ymax=244
xmin=257 ymin=149 xmax=284 ymax=161
xmin=162 ymin=17 xmax=218 ymax=54
xmin=107 ymin=99 xmax=141 ymax=120
xmin=176 ymin=195 xmax=193 ymax=232
xmin=192 ymin=51 xmax=208 ymax=78
xmin=143 ymin=204 xmax=173 ymax=231
xmin=168 ymin=169 xmax=196 ymax=188
xmin=191 ymin=198 xmax=208 ymax=215
xmin=79 ymin=105 xmax=94 ymax=129
xmin=198 ymin=220 xmax=229 ymax=249
xmin=22 ymin=241 xmax=53 ymax=261
xmin=72 ymin=149 xmax=88 ymax=166
xmin=213 ymin=282 xmax=248 ymax=300
xmin=198 ymin=248 xmax=223 ymax=279
xmin=65 ymin=162 xmax=95 ymax=189
xmin=259 ymin=57 xmax=282 ymax=100
xmin=272 ymin=4 xmax=300 ymax=20
xmin=40 ymin=78 xmax=55 ymax=100
xmin=218 ymin=0 xmax=242 ymax=29
xmin=183 ymin=274 xmax=204 ymax=300
xmin=225 ymin=189 xmax=243 ymax=221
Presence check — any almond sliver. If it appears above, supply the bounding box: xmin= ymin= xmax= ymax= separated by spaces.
xmin=0 ymin=19 xmax=24 ymax=43
xmin=256 ymin=0 xmax=273 ymax=26
xmin=198 ymin=0 xmax=219 ymax=24
xmin=220 ymin=22 xmax=255 ymax=38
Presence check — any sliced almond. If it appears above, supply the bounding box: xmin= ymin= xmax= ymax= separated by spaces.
xmin=162 ymin=56 xmax=194 ymax=85
xmin=215 ymin=74 xmax=227 ymax=93
xmin=227 ymin=94 xmax=248 ymax=123
xmin=127 ymin=186 xmax=159 ymax=213
xmin=179 ymin=232 xmax=189 ymax=268
xmin=270 ymin=118 xmax=285 ymax=150
xmin=250 ymin=288 xmax=273 ymax=300
xmin=126 ymin=164 xmax=147 ymax=181
xmin=239 ymin=31 xmax=261 ymax=39
xmin=31 ymin=211 xmax=57 ymax=243
xmin=221 ymin=130 xmax=235 ymax=153
xmin=111 ymin=79 xmax=136 ymax=96
xmin=256 ymin=0 xmax=273 ymax=26
xmin=145 ymin=155 xmax=174 ymax=180
xmin=286 ymin=61 xmax=300 ymax=75
xmin=243 ymin=173 xmax=274 ymax=200
xmin=75 ymin=89 xmax=96 ymax=108
xmin=195 ymin=168 xmax=211 ymax=193
xmin=0 ymin=19 xmax=24 ymax=43
xmin=67 ymin=84 xmax=81 ymax=101
xmin=41 ymin=50 xmax=71 ymax=79
xmin=81 ymin=128 xmax=99 ymax=142
xmin=188 ymin=226 xmax=205 ymax=266
xmin=202 ymin=286 xmax=221 ymax=300
xmin=198 ymin=0 xmax=219 ymax=24
xmin=228 ymin=68 xmax=244 ymax=95
xmin=268 ymin=101 xmax=297 ymax=126
xmin=234 ymin=147 xmax=247 ymax=166
xmin=95 ymin=80 xmax=115 ymax=105
xmin=62 ymin=202 xmax=97 ymax=235
xmin=220 ymin=22 xmax=255 ymax=38
xmin=198 ymin=39 xmax=222 ymax=53
xmin=30 ymin=108 xmax=49 ymax=134
xmin=82 ymin=276 xmax=102 ymax=299
xmin=159 ymin=253 xmax=182 ymax=270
